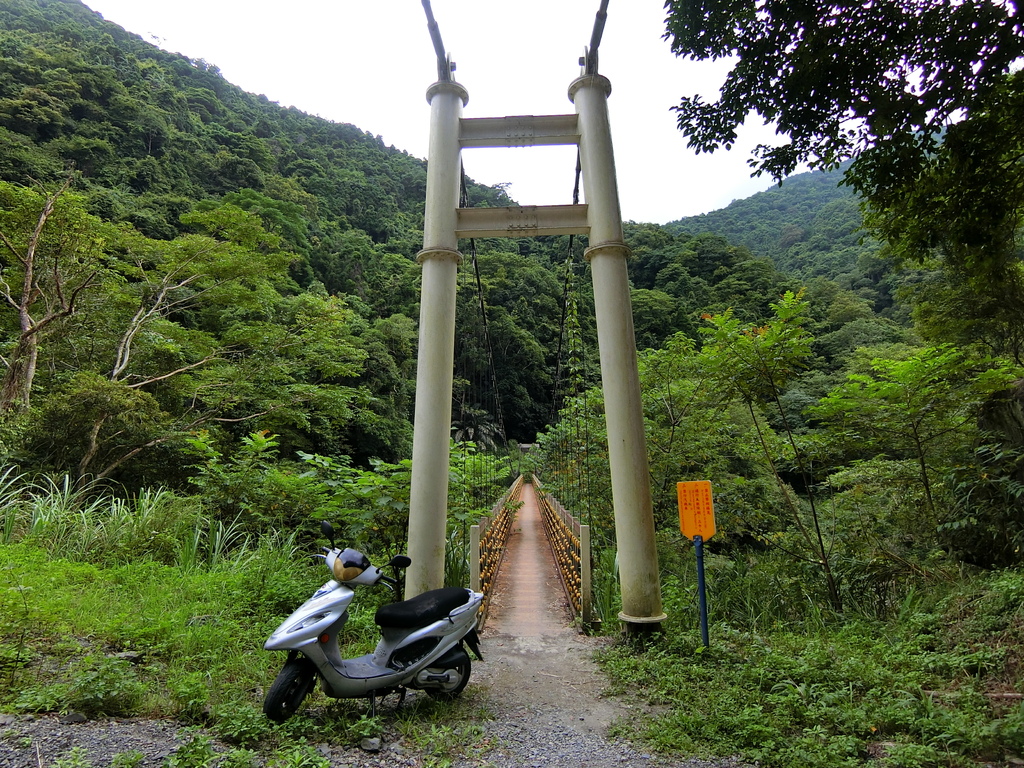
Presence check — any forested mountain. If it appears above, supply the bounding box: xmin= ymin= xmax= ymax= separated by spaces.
xmin=0 ymin=0 xmax=521 ymax=486
xmin=0 ymin=0 xmax=806 ymax=486
xmin=665 ymin=166 xmax=905 ymax=324
xmin=0 ymin=0 xmax=509 ymax=260
xmin=667 ymin=167 xmax=864 ymax=278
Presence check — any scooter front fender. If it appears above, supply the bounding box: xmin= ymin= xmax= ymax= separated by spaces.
xmin=264 ymin=582 xmax=354 ymax=651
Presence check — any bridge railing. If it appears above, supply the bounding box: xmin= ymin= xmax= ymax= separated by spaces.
xmin=534 ymin=477 xmax=595 ymax=629
xmin=470 ymin=474 xmax=523 ymax=628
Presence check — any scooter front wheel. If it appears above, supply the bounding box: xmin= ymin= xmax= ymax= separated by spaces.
xmin=425 ymin=656 xmax=471 ymax=700
xmin=264 ymin=657 xmax=317 ymax=722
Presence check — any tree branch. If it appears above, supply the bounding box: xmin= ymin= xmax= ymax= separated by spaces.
xmin=125 ymin=355 xmax=222 ymax=389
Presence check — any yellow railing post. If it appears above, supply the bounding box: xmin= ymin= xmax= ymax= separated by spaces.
xmin=533 ymin=478 xmax=596 ymax=630
xmin=472 ymin=475 xmax=523 ymax=629
xmin=581 ymin=523 xmax=592 ymax=626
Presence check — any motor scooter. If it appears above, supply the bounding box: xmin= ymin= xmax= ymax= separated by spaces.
xmin=263 ymin=521 xmax=483 ymax=722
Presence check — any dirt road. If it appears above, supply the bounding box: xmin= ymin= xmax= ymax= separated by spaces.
xmin=463 ymin=483 xmax=737 ymax=768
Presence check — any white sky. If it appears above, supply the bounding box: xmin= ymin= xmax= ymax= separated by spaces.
xmin=82 ymin=0 xmax=781 ymax=224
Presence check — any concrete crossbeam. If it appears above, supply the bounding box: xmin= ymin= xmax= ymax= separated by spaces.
xmin=460 ymin=114 xmax=579 ymax=148
xmin=455 ymin=204 xmax=589 ymax=238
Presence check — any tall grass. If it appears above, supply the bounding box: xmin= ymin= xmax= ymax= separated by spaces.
xmin=25 ymin=474 xmax=107 ymax=543
xmin=0 ymin=538 xmax=315 ymax=728
xmin=0 ymin=462 xmax=409 ymax=759
xmin=0 ymin=466 xmax=25 ymax=544
xmin=0 ymin=468 xmax=272 ymax=570
xmin=592 ymin=547 xmax=621 ymax=624
xmin=444 ymin=525 xmax=471 ymax=588
xmin=602 ymin=571 xmax=1024 ymax=768
xmin=178 ymin=515 xmax=256 ymax=572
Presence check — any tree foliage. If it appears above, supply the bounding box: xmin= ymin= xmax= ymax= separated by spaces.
xmin=665 ymin=0 xmax=1024 ymax=291
xmin=665 ymin=0 xmax=1024 ymax=183
xmin=813 ymin=346 xmax=1018 ymax=512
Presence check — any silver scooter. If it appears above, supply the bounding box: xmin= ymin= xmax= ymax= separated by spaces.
xmin=263 ymin=521 xmax=484 ymax=721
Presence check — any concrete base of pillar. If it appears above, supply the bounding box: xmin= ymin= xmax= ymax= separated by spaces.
xmin=618 ymin=612 xmax=668 ymax=637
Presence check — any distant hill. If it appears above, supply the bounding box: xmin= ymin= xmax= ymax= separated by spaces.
xmin=666 ymin=167 xmax=879 ymax=283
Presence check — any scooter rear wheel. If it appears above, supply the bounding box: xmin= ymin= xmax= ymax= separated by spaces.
xmin=425 ymin=656 xmax=471 ymax=700
xmin=264 ymin=657 xmax=316 ymax=722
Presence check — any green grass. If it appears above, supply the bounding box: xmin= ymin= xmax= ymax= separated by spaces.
xmin=600 ymin=569 xmax=1024 ymax=768
xmin=0 ymin=542 xmax=308 ymax=720
xmin=3 ymin=472 xmax=1022 ymax=768
xmin=0 ymin=469 xmax=501 ymax=766
xmin=0 ymin=536 xmax=473 ymax=760
xmin=0 ymin=522 xmax=485 ymax=765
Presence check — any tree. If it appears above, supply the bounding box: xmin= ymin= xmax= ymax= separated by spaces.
xmin=701 ymin=291 xmax=843 ymax=610
xmin=902 ymin=258 xmax=1024 ymax=365
xmin=0 ymin=179 xmax=103 ymax=412
xmin=864 ymin=70 xmax=1024 ymax=271
xmin=665 ymin=0 xmax=1024 ymax=183
xmin=665 ymin=0 xmax=1024 ymax=382
xmin=0 ymin=184 xmax=378 ymax=482
xmin=862 ymin=70 xmax=1024 ymax=356
xmin=630 ymin=288 xmax=680 ymax=351
xmin=637 ymin=333 xmax=781 ymax=537
xmin=811 ymin=345 xmax=1018 ymax=520
xmin=664 ymin=1 xmax=1024 ymax=284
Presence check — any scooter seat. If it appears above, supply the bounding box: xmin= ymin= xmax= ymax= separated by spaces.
xmin=375 ymin=587 xmax=470 ymax=629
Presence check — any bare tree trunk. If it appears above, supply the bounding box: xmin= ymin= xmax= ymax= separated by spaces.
xmin=77 ymin=416 xmax=107 ymax=480
xmin=0 ymin=177 xmax=88 ymax=413
xmin=0 ymin=333 xmax=38 ymax=413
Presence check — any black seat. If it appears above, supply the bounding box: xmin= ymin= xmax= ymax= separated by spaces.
xmin=375 ymin=587 xmax=470 ymax=629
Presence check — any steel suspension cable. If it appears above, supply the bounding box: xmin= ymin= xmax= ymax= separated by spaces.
xmin=549 ymin=150 xmax=585 ymax=422
xmin=420 ymin=0 xmax=452 ymax=82
xmin=585 ymin=0 xmax=610 ymax=75
xmin=457 ymin=168 xmax=486 ymax=497
xmin=543 ymin=149 xmax=596 ymax=529
xmin=460 ymin=167 xmax=516 ymax=480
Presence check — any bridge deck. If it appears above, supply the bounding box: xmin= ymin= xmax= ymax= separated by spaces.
xmin=469 ymin=484 xmax=624 ymax=753
xmin=485 ymin=482 xmax=575 ymax=636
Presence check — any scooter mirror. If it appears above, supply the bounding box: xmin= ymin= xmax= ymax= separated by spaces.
xmin=389 ymin=555 xmax=412 ymax=569
xmin=320 ymin=520 xmax=336 ymax=548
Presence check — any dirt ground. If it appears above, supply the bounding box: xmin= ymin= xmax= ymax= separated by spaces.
xmin=474 ymin=481 xmax=627 ymax=735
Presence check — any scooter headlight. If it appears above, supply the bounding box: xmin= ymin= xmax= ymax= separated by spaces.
xmin=289 ymin=612 xmax=331 ymax=632
xmin=332 ymin=561 xmax=365 ymax=582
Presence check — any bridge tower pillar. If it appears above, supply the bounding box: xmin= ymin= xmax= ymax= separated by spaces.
xmin=405 ymin=44 xmax=665 ymax=629
xmin=570 ymin=74 xmax=666 ymax=630
xmin=406 ymin=77 xmax=469 ymax=598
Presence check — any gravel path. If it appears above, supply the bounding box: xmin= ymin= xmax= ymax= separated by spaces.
xmin=0 ymin=485 xmax=745 ymax=767
xmin=448 ymin=483 xmax=742 ymax=768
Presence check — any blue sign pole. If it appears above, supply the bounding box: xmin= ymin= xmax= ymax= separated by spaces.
xmin=694 ymin=535 xmax=709 ymax=647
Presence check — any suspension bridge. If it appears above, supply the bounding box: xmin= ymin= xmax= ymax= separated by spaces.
xmin=406 ymin=0 xmax=665 ymax=634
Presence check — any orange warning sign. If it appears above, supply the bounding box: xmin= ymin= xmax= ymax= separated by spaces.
xmin=677 ymin=480 xmax=716 ymax=540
